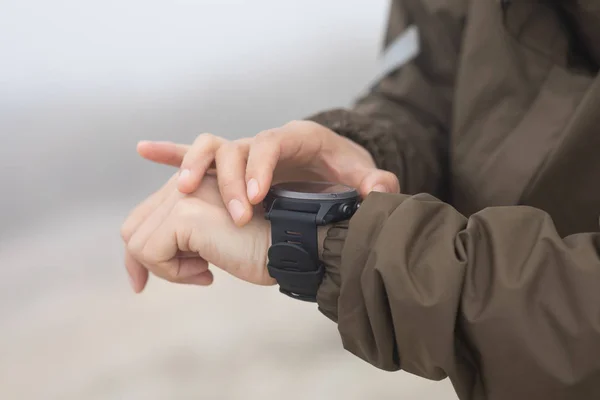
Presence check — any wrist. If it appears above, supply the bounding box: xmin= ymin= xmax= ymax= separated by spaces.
xmin=250 ymin=207 xmax=276 ymax=286
xmin=263 ymin=181 xmax=359 ymax=301
xmin=263 ymin=222 xmax=276 ymax=286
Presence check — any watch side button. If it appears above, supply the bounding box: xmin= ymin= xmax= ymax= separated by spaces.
xmin=339 ymin=203 xmax=353 ymax=216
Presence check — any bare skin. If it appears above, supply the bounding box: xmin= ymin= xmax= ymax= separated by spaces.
xmin=123 ymin=120 xmax=399 ymax=291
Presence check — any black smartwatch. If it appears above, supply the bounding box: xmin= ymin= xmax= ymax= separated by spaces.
xmin=263 ymin=181 xmax=360 ymax=302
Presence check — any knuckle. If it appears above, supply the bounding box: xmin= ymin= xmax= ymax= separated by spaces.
xmin=214 ymin=144 xmax=227 ymax=159
xmin=126 ymin=236 xmax=143 ymax=259
xmin=120 ymin=221 xmax=133 ymax=242
xmin=251 ymin=134 xmax=279 ymax=158
xmin=255 ymin=129 xmax=277 ymax=142
xmin=191 ymin=133 xmax=222 ymax=152
xmin=216 ymin=141 xmax=240 ymax=158
xmin=175 ymin=223 xmax=194 ymax=251
xmin=283 ymin=119 xmax=304 ymax=130
xmin=174 ymin=199 xmax=210 ymax=228
xmin=173 ymin=197 xmax=196 ymax=218
xmin=184 ymin=134 xmax=224 ymax=165
xmin=141 ymin=248 xmax=156 ymax=265
xmin=235 ymin=137 xmax=253 ymax=148
xmin=285 ymin=120 xmax=317 ymax=140
xmin=194 ymin=132 xmax=215 ymax=145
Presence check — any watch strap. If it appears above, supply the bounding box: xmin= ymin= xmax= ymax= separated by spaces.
xmin=267 ymin=209 xmax=323 ymax=302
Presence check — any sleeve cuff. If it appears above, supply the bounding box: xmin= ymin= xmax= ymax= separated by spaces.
xmin=316 ymin=192 xmax=413 ymax=323
xmin=316 ymin=220 xmax=348 ymax=322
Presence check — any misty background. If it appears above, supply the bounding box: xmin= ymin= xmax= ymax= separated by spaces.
xmin=0 ymin=1 xmax=456 ymax=399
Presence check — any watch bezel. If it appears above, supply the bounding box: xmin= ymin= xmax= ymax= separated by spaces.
xmin=269 ymin=181 xmax=359 ymax=201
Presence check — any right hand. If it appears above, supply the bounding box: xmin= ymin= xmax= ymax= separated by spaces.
xmin=137 ymin=120 xmax=400 ymax=226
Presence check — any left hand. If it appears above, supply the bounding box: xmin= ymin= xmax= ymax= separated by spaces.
xmin=120 ymin=174 xmax=274 ymax=293
xmin=135 ymin=121 xmax=399 ymax=226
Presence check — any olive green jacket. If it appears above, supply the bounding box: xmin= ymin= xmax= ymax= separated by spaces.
xmin=309 ymin=1 xmax=600 ymax=399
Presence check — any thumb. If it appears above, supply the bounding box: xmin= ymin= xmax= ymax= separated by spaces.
xmin=350 ymin=168 xmax=400 ymax=198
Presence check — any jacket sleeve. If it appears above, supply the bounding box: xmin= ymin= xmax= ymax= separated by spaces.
xmin=317 ymin=192 xmax=600 ymax=400
xmin=308 ymin=0 xmax=466 ymax=198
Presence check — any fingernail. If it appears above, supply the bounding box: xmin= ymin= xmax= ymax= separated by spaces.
xmin=247 ymin=178 xmax=259 ymax=200
xmin=371 ymin=184 xmax=387 ymax=193
xmin=178 ymin=169 xmax=191 ymax=184
xmin=227 ymin=199 xmax=246 ymax=223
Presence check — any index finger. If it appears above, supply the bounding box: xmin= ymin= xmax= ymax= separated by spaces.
xmin=137 ymin=141 xmax=191 ymax=167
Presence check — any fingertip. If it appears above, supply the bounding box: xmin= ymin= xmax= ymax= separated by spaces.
xmin=247 ymin=178 xmax=272 ymax=206
xmin=137 ymin=140 xmax=167 ymax=152
xmin=179 ymin=168 xmax=191 ymax=181
xmin=128 ymin=274 xmax=137 ymax=292
xmin=125 ymin=252 xmax=149 ymax=293
xmin=248 ymin=176 xmax=272 ymax=205
xmin=136 ymin=140 xmax=151 ymax=156
xmin=177 ymin=169 xmax=198 ymax=193
xmin=138 ymin=268 xmax=150 ymax=292
xmin=357 ymin=169 xmax=400 ymax=197
xmin=370 ymin=184 xmax=388 ymax=193
xmin=227 ymin=199 xmax=252 ymax=226
xmin=246 ymin=178 xmax=260 ymax=202
xmin=129 ymin=270 xmax=148 ymax=294
xmin=177 ymin=182 xmax=194 ymax=194
xmin=236 ymin=208 xmax=254 ymax=227
xmin=248 ymin=195 xmax=264 ymax=206
xmin=189 ymin=271 xmax=214 ymax=286
xmin=134 ymin=280 xmax=148 ymax=294
xmin=358 ymin=184 xmax=384 ymax=198
xmin=200 ymin=271 xmax=214 ymax=285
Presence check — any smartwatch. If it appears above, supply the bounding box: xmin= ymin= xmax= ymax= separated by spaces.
xmin=263 ymin=181 xmax=360 ymax=302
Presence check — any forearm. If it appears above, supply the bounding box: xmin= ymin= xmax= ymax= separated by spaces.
xmin=317 ymin=192 xmax=600 ymax=400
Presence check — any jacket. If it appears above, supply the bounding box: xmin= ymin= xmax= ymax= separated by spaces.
xmin=308 ymin=1 xmax=600 ymax=399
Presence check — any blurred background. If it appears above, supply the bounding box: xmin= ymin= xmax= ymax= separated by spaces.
xmin=0 ymin=1 xmax=456 ymax=399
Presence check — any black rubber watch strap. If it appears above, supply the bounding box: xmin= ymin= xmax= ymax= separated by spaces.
xmin=267 ymin=209 xmax=323 ymax=302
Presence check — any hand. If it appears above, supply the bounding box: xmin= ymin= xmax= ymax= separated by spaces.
xmin=137 ymin=120 xmax=400 ymax=226
xmin=120 ymin=174 xmax=274 ymax=293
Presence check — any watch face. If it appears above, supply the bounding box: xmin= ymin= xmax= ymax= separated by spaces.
xmin=270 ymin=181 xmax=359 ymax=201
xmin=274 ymin=181 xmax=355 ymax=195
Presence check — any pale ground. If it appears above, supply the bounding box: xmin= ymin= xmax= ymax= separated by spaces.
xmin=1 ymin=1 xmax=459 ymax=398
xmin=0 ymin=208 xmax=457 ymax=400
